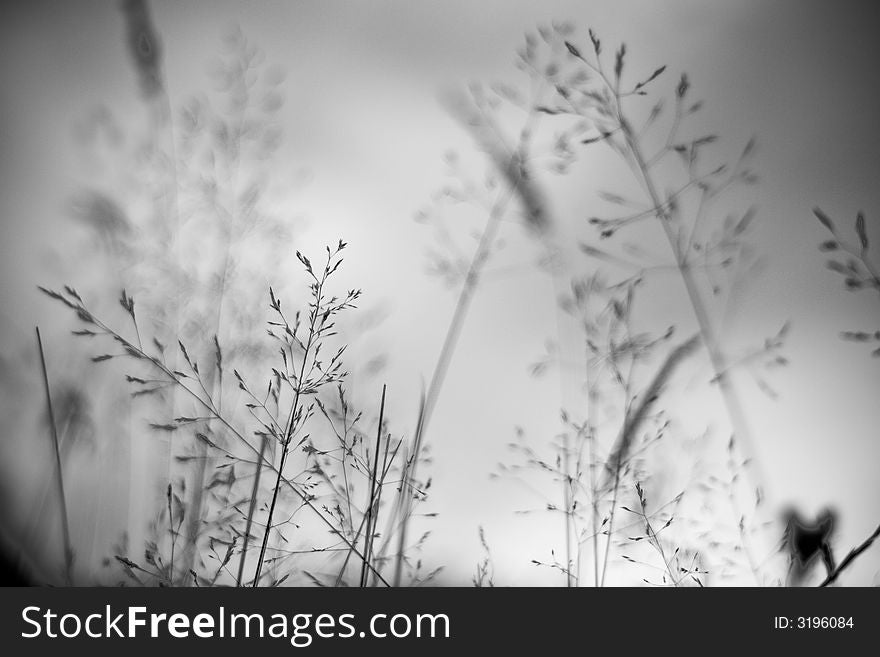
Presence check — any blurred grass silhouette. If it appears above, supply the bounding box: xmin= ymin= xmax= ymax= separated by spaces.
xmin=413 ymin=22 xmax=792 ymax=586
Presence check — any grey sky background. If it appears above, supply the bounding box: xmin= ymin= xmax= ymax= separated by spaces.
xmin=1 ymin=1 xmax=879 ymax=584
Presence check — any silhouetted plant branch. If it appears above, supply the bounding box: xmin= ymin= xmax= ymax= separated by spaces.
xmin=813 ymin=207 xmax=880 ymax=358
xmin=819 ymin=522 xmax=880 ymax=587
xmin=38 ymin=243 xmax=403 ymax=587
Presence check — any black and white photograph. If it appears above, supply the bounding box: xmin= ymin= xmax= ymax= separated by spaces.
xmin=0 ymin=1 xmax=878 ymax=647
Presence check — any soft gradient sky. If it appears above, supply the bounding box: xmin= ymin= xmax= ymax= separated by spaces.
xmin=1 ymin=1 xmax=878 ymax=585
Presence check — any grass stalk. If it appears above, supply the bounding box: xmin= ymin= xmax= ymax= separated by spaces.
xmin=819 ymin=523 xmax=880 ymax=587
xmin=393 ymin=186 xmax=516 ymax=585
xmin=360 ymin=384 xmax=386 ymax=587
xmin=621 ymin=121 xmax=763 ymax=485
xmin=598 ymin=333 xmax=699 ymax=585
xmin=585 ymin=346 xmax=600 ymax=587
xmin=252 ymin=302 xmax=318 ymax=587
xmin=393 ymin=90 xmax=548 ymax=585
xmin=35 ymin=327 xmax=74 ymax=584
xmin=167 ymin=484 xmax=176 ymax=584
xmin=564 ymin=39 xmax=766 ymax=494
xmin=237 ymin=434 xmax=268 ymax=586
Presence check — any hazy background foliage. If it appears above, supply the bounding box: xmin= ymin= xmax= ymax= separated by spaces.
xmin=1 ymin=0 xmax=878 ymax=585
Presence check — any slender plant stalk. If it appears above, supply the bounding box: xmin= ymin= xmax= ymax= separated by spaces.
xmin=562 ymin=453 xmax=573 ymax=586
xmin=393 ymin=92 xmax=549 ymax=585
xmin=237 ymin=434 xmax=268 ymax=586
xmin=393 ymin=186 xmax=516 ymax=586
xmin=167 ymin=484 xmax=175 ymax=584
xmin=358 ymin=426 xmax=404 ymax=586
xmin=360 ymin=384 xmax=386 ymax=587
xmin=564 ymin=42 xmax=765 ymax=495
xmin=585 ymin=344 xmax=600 ymax=586
xmin=252 ymin=298 xmax=319 ymax=587
xmin=601 ymin=334 xmax=700 ymax=487
xmin=819 ymin=523 xmax=880 ymax=587
xmin=368 ymin=434 xmax=398 ymax=586
xmin=621 ymin=121 xmax=763 ymax=484
xmin=334 ymin=499 xmax=372 ymax=586
xmin=35 ymin=327 xmax=74 ymax=584
xmin=180 ymin=335 xmax=224 ymax=581
xmin=599 ymin=452 xmax=622 ymax=587
xmin=598 ymin=333 xmax=699 ymax=585
xmin=334 ymin=439 xmax=398 ymax=590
